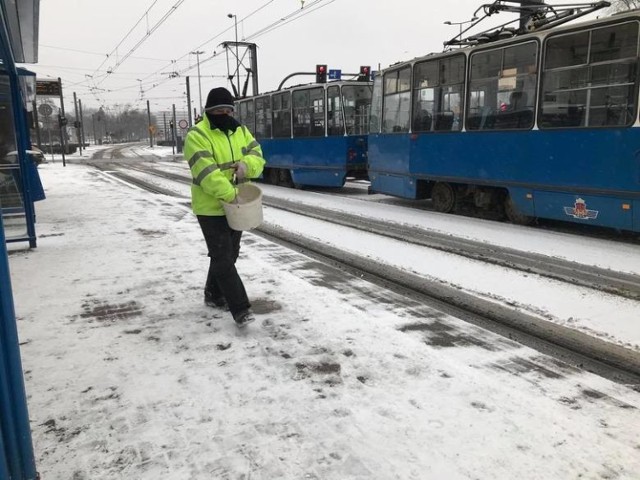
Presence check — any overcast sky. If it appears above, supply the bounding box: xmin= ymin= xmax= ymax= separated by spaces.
xmin=29 ymin=0 xmax=610 ymax=115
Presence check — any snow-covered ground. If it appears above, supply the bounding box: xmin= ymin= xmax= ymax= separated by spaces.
xmin=81 ymin=144 xmax=640 ymax=352
xmin=5 ymin=155 xmax=640 ymax=479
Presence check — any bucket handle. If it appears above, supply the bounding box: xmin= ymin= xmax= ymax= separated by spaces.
xmin=231 ymin=172 xmax=239 ymax=204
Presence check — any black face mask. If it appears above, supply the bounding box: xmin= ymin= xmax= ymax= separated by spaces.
xmin=207 ymin=113 xmax=240 ymax=133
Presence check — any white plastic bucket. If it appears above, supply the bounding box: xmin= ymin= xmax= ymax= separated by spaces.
xmin=222 ymin=183 xmax=263 ymax=231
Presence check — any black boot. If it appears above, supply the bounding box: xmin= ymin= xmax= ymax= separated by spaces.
xmin=233 ymin=309 xmax=255 ymax=328
xmin=204 ymin=290 xmax=227 ymax=308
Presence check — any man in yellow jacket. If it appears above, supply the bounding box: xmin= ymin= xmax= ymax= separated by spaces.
xmin=184 ymin=87 xmax=265 ymax=327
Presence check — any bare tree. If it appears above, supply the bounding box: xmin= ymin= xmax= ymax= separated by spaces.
xmin=609 ymin=0 xmax=640 ymax=12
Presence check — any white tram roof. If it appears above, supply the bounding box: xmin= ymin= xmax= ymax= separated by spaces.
xmin=381 ymin=8 xmax=640 ymax=74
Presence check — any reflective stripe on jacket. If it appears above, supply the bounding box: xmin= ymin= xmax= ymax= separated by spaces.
xmin=183 ymin=115 xmax=265 ymax=216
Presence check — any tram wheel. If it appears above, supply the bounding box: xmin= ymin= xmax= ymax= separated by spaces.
xmin=431 ymin=182 xmax=457 ymax=213
xmin=279 ymin=169 xmax=294 ymax=188
xmin=504 ymin=195 xmax=535 ymax=225
xmin=267 ymin=168 xmax=279 ymax=185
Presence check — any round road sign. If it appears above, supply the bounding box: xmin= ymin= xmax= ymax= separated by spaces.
xmin=38 ymin=103 xmax=53 ymax=117
xmin=178 ymin=119 xmax=189 ymax=130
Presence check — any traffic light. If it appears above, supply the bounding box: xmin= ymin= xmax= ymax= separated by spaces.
xmin=358 ymin=65 xmax=371 ymax=82
xmin=169 ymin=120 xmax=174 ymax=130
xmin=315 ymin=64 xmax=327 ymax=83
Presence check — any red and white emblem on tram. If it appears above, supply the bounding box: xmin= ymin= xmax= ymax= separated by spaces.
xmin=564 ymin=197 xmax=599 ymax=220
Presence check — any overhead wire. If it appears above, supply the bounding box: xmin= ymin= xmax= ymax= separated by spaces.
xmin=136 ymin=0 xmax=278 ymax=84
xmin=93 ymin=0 xmax=188 ymax=86
xmin=40 ymin=44 xmax=171 ymax=62
xmin=55 ymin=0 xmax=339 ymax=108
xmin=89 ymin=0 xmax=162 ymax=78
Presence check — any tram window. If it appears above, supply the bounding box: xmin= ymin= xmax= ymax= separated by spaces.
xmin=343 ymin=85 xmax=372 ymax=135
xmin=311 ymin=88 xmax=325 ymax=136
xmin=382 ymin=67 xmax=411 ymax=133
xmin=412 ymin=54 xmax=465 ymax=132
xmin=471 ymin=49 xmax=502 ymax=83
xmin=327 ymin=86 xmax=343 ymax=136
xmin=254 ymin=96 xmax=272 ymax=139
xmin=591 ymin=62 xmax=636 ymax=86
xmin=239 ymin=100 xmax=255 ymax=133
xmin=591 ymin=22 xmax=638 ymax=63
xmin=467 ymin=41 xmax=537 ymax=131
xmin=545 ymin=32 xmax=589 ymax=69
xmin=237 ymin=101 xmax=246 ymax=125
xmin=272 ymin=92 xmax=291 ymax=138
xmin=540 ymin=21 xmax=639 ymax=128
xmin=292 ymin=87 xmax=325 ymax=138
xmin=369 ymin=75 xmax=383 ymax=134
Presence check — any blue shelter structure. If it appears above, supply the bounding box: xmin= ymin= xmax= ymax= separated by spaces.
xmin=0 ymin=0 xmax=41 ymax=479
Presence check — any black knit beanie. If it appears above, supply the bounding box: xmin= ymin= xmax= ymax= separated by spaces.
xmin=204 ymin=87 xmax=235 ymax=112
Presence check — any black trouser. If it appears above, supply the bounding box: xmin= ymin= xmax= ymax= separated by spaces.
xmin=197 ymin=215 xmax=251 ymax=317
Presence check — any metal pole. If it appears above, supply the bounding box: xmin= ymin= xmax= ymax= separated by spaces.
xmin=92 ymin=114 xmax=97 ymax=145
xmin=73 ymin=92 xmax=82 ymax=156
xmin=196 ymin=54 xmax=202 ymax=114
xmin=186 ymin=76 xmax=193 ymax=127
xmin=32 ymin=100 xmax=42 ymax=150
xmin=79 ymin=99 xmax=86 ymax=147
xmin=250 ymin=43 xmax=259 ymax=96
xmin=0 ymin=160 xmax=36 ymax=469
xmin=58 ymin=77 xmax=66 ymax=166
xmin=191 ymin=51 xmax=204 ymax=114
xmin=234 ymin=17 xmax=240 ymax=96
xmin=163 ymin=112 xmax=167 ymax=142
xmin=172 ymin=104 xmax=177 ymax=155
xmin=0 ymin=30 xmax=39 ymax=472
xmin=147 ymin=100 xmax=153 ymax=148
xmin=0 ymin=218 xmax=37 ymax=480
xmin=47 ymin=122 xmax=53 ymax=161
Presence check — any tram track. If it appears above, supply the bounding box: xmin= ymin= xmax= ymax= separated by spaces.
xmin=104 ymin=161 xmax=640 ymax=303
xmin=87 ymin=160 xmax=640 ymax=381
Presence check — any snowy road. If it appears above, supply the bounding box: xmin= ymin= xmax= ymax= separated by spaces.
xmin=6 ymin=151 xmax=640 ymax=479
xmin=92 ymin=150 xmax=640 ymax=357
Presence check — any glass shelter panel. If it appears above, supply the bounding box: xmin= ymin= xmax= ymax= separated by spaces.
xmin=540 ymin=21 xmax=639 ymax=128
xmin=0 ymin=71 xmax=26 ymax=241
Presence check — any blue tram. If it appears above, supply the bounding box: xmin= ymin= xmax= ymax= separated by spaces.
xmin=368 ymin=9 xmax=640 ymax=232
xmin=236 ymin=79 xmax=372 ymax=188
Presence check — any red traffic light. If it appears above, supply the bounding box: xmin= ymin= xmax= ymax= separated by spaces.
xmin=358 ymin=65 xmax=371 ymax=82
xmin=315 ymin=64 xmax=328 ymax=83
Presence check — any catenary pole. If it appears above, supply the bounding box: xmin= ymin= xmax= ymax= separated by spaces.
xmin=147 ymin=100 xmax=153 ymax=148
xmin=73 ymin=92 xmax=82 ymax=156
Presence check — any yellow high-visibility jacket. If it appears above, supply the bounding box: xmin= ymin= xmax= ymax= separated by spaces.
xmin=183 ymin=115 xmax=265 ymax=216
